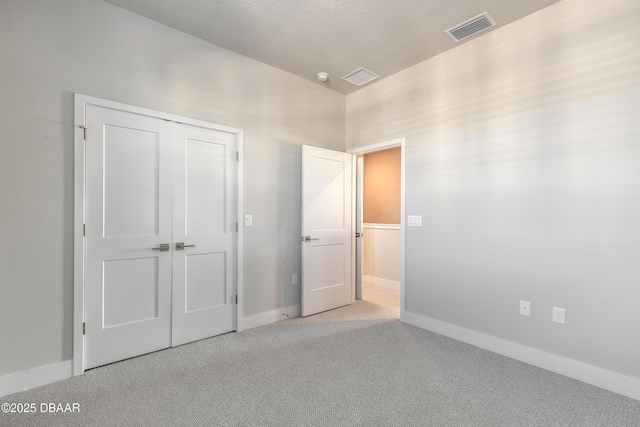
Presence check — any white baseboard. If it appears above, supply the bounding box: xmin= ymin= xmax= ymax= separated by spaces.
xmin=403 ymin=311 xmax=640 ymax=401
xmin=243 ymin=304 xmax=301 ymax=331
xmin=0 ymin=360 xmax=73 ymax=398
xmin=363 ymin=275 xmax=401 ymax=291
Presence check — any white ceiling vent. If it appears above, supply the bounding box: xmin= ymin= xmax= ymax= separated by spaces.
xmin=445 ymin=12 xmax=496 ymax=42
xmin=340 ymin=67 xmax=380 ymax=87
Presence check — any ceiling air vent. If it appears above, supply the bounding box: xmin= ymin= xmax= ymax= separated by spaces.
xmin=445 ymin=12 xmax=496 ymax=42
xmin=341 ymin=67 xmax=380 ymax=87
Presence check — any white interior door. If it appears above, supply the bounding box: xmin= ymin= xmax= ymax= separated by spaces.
xmin=85 ymin=106 xmax=173 ymax=369
xmin=171 ymin=124 xmax=237 ymax=346
xmin=301 ymin=145 xmax=353 ymax=317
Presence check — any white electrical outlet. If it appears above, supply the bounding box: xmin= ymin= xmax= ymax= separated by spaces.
xmin=519 ymin=301 xmax=530 ymax=317
xmin=408 ymin=215 xmax=422 ymax=227
xmin=292 ymin=274 xmax=298 ymax=285
xmin=244 ymin=215 xmax=253 ymax=227
xmin=553 ymin=307 xmax=565 ymax=324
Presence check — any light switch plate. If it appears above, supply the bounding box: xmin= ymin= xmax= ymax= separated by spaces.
xmin=408 ymin=215 xmax=422 ymax=226
xmin=245 ymin=215 xmax=253 ymax=227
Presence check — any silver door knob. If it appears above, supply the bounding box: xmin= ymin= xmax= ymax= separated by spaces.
xmin=152 ymin=243 xmax=170 ymax=252
xmin=302 ymin=236 xmax=319 ymax=242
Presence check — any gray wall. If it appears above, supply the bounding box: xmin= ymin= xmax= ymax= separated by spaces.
xmin=347 ymin=0 xmax=640 ymax=379
xmin=0 ymin=0 xmax=345 ymax=377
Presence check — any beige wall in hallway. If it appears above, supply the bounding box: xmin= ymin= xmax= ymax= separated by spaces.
xmin=363 ymin=147 xmax=401 ymax=224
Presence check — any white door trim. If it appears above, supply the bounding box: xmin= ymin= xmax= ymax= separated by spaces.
xmin=354 ymin=156 xmax=363 ymax=300
xmin=73 ymin=94 xmax=245 ymax=375
xmin=347 ymin=138 xmax=406 ymax=322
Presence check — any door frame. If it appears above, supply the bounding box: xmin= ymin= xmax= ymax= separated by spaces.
xmin=347 ymin=137 xmax=406 ymax=322
xmin=73 ymin=94 xmax=245 ymax=376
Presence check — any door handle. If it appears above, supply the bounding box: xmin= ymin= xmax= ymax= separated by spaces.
xmin=151 ymin=243 xmax=170 ymax=252
xmin=175 ymin=242 xmax=196 ymax=250
xmin=302 ymin=236 xmax=319 ymax=242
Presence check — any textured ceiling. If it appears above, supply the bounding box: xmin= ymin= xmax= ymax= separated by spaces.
xmin=103 ymin=0 xmax=561 ymax=94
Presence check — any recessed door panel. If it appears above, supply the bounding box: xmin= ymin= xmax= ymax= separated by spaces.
xmin=311 ymin=157 xmax=346 ymax=231
xmin=103 ymin=257 xmax=159 ymax=328
xmin=103 ymin=125 xmax=160 ymax=238
xmin=186 ymin=139 xmax=226 ymax=236
xmin=310 ymin=244 xmax=345 ymax=291
xmin=186 ymin=252 xmax=226 ymax=312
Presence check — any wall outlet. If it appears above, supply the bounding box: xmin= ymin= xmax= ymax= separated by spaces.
xmin=292 ymin=273 xmax=298 ymax=285
xmin=244 ymin=215 xmax=253 ymax=227
xmin=408 ymin=215 xmax=422 ymax=226
xmin=553 ymin=307 xmax=565 ymax=324
xmin=519 ymin=301 xmax=530 ymax=317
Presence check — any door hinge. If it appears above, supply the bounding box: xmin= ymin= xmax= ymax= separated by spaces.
xmin=83 ymin=224 xmax=86 ymax=236
xmin=235 ymin=295 xmax=238 ymax=304
xmin=82 ymin=322 xmax=86 ymax=335
xmin=236 ymin=222 xmax=238 ymax=232
xmin=236 ymin=151 xmax=239 ymax=161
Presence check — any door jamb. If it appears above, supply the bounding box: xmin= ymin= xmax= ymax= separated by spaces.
xmin=347 ymin=138 xmax=406 ymax=322
xmin=73 ymin=94 xmax=245 ymax=376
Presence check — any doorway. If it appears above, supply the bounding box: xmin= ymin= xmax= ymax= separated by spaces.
xmin=349 ymin=138 xmax=405 ymax=320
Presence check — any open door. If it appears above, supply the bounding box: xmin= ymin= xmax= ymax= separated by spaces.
xmin=301 ymin=145 xmax=353 ymax=317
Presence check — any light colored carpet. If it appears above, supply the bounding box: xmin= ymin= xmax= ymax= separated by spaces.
xmin=2 ymin=284 xmax=639 ymax=426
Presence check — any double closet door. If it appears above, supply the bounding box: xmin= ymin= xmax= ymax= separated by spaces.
xmin=84 ymin=105 xmax=237 ymax=369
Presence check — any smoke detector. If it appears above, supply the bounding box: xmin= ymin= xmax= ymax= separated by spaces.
xmin=340 ymin=67 xmax=379 ymax=87
xmin=445 ymin=12 xmax=496 ymax=42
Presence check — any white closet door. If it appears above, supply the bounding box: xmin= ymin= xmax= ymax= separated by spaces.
xmin=84 ymin=106 xmax=173 ymax=369
xmin=171 ymin=124 xmax=237 ymax=346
